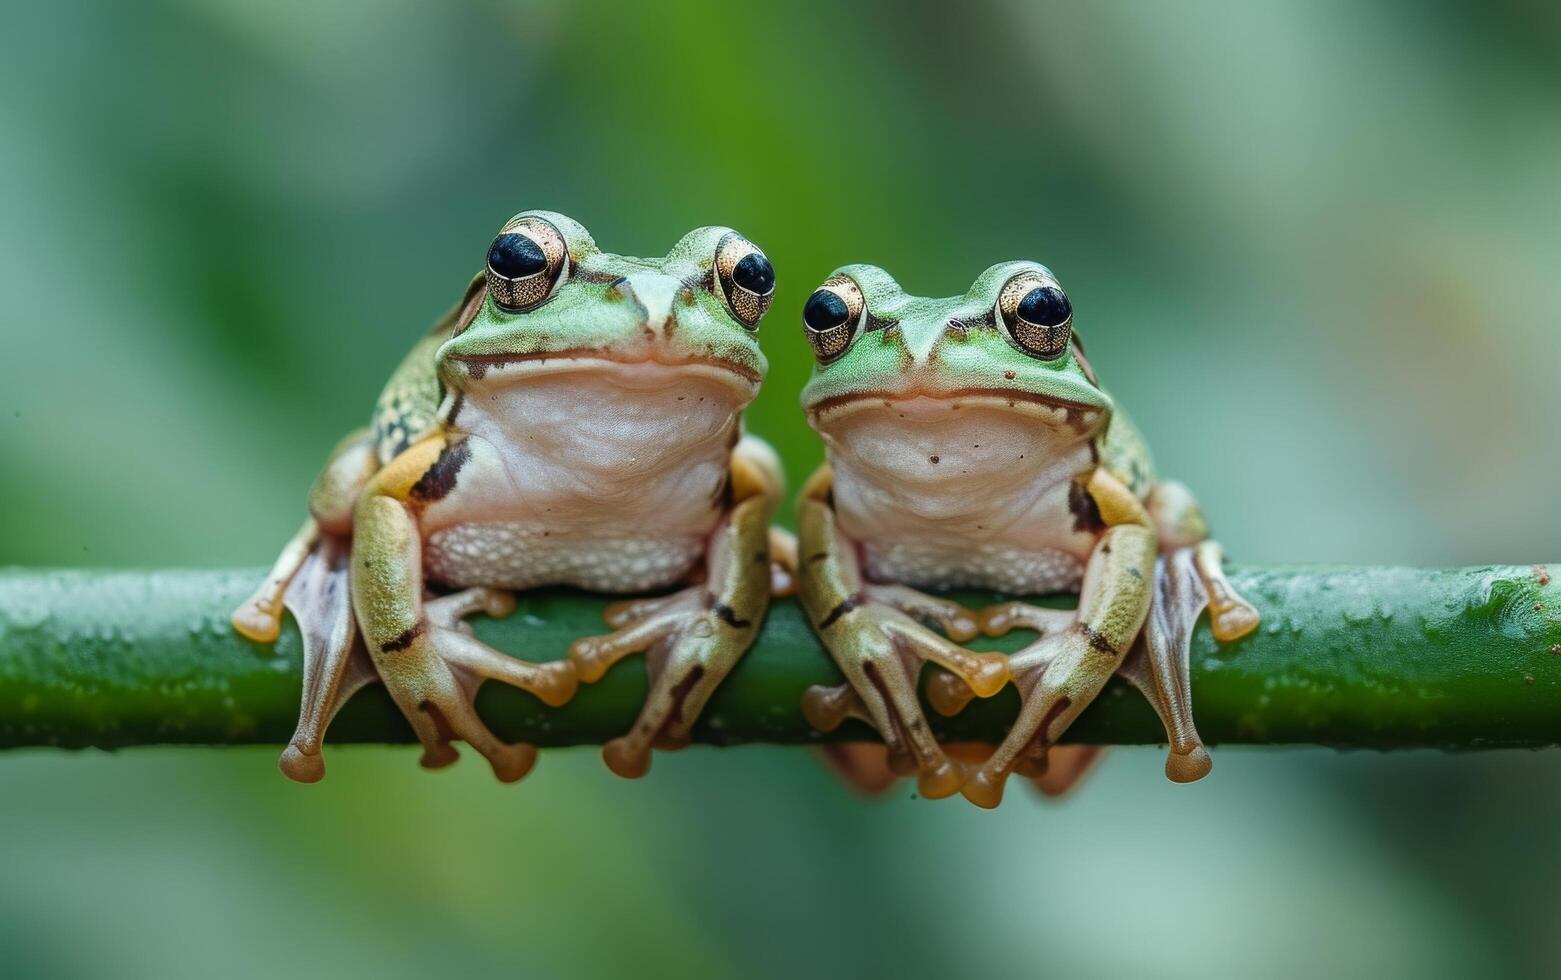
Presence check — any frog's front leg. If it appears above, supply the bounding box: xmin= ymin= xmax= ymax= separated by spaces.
xmin=1147 ymin=480 xmax=1260 ymax=641
xmin=353 ymin=436 xmax=578 ymax=781
xmin=232 ymin=428 xmax=378 ymax=643
xmin=795 ymin=466 xmax=1010 ymax=799
xmin=963 ymin=468 xmax=1156 ymax=808
xmin=568 ymin=440 xmax=779 ymax=778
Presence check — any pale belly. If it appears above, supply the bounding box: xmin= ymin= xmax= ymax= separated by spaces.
xmin=824 ymin=403 xmax=1100 ymax=596
xmin=419 ymin=364 xmax=742 ymax=594
xmin=860 ymin=539 xmax=1085 ymax=595
xmin=424 ymin=522 xmax=706 ymax=594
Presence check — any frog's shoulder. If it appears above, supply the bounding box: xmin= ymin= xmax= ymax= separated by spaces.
xmin=1095 ymin=399 xmax=1156 ymax=500
xmin=372 ymin=273 xmax=485 ymax=464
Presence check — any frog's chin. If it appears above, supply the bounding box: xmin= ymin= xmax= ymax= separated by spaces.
xmin=449 ymin=351 xmax=760 ymax=401
xmin=806 ymin=388 xmax=1108 ymax=438
xmin=817 ymin=394 xmax=1099 ymax=497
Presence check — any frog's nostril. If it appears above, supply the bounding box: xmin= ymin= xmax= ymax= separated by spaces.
xmin=622 ymin=273 xmax=681 ymax=334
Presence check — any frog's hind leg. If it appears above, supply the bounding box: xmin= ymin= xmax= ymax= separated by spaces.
xmin=961 ymin=470 xmax=1157 ymax=809
xmin=571 ymin=443 xmax=781 ymax=779
xmin=351 ymin=437 xmax=579 ymax=782
xmin=1126 ymin=483 xmax=1261 ymax=782
xmin=1116 ymin=548 xmax=1211 ymax=782
xmin=1119 ymin=542 xmax=1260 ymax=783
xmin=276 ymin=537 xmax=379 ymax=783
xmin=795 ymin=465 xmax=1009 ymax=800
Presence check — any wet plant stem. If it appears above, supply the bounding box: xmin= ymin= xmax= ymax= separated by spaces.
xmin=1 ymin=565 xmax=1559 ymax=752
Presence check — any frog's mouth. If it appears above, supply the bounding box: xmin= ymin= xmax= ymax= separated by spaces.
xmin=807 ymin=387 xmax=1107 ymax=433
xmin=451 ymin=350 xmax=761 ymax=397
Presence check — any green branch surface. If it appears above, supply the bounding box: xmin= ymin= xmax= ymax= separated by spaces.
xmin=1 ymin=565 xmax=1559 ymax=751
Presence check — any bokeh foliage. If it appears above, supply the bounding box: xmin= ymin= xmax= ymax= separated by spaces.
xmin=3 ymin=1 xmax=1561 ymax=977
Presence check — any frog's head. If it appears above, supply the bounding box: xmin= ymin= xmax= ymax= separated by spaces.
xmin=799 ymin=262 xmax=1111 ymax=481
xmin=438 ymin=211 xmax=773 ymax=409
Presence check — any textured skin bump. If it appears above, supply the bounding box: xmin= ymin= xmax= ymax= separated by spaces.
xmin=424 ymin=523 xmax=704 ymax=594
xmin=862 ymin=542 xmax=1084 ymax=595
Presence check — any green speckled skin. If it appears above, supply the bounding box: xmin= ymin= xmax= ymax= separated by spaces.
xmin=234 ymin=209 xmax=782 ymax=782
xmin=800 ymin=260 xmax=1154 ymax=496
xmin=371 ymin=212 xmax=768 ymax=465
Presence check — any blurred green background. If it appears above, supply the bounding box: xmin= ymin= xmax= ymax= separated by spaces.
xmin=4 ymin=1 xmax=1561 ymax=977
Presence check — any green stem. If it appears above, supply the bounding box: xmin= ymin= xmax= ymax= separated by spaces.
xmin=0 ymin=565 xmax=1557 ymax=751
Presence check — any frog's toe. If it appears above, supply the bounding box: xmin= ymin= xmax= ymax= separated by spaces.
xmin=804 ymin=601 xmax=1016 ymax=799
xmin=768 ymin=527 xmax=799 ymax=597
xmin=571 ymin=598 xmax=691 ymax=683
xmin=962 ymin=632 xmax=1101 ymax=807
xmin=598 ymin=662 xmax=697 ymax=779
xmin=829 ymin=636 xmax=965 ymax=795
xmin=278 ymin=744 xmax=326 ymax=783
xmin=425 ymin=586 xmax=516 ymax=629
xmin=961 ymin=767 xmax=1007 ymax=809
xmin=926 ymin=670 xmax=977 ymax=717
xmin=801 ymin=683 xmax=866 ymax=732
xmin=1117 ymin=547 xmax=1236 ymax=783
xmin=577 ymin=583 xmax=759 ymax=779
xmin=1211 ymin=601 xmax=1260 ymax=643
xmin=232 ymin=602 xmax=283 ymax=644
xmin=602 ymin=736 xmax=651 ymax=779
xmin=918 ymin=755 xmax=966 ymax=800
xmin=600 ymin=592 xmax=685 ymax=631
xmin=276 ymin=538 xmax=379 ymax=784
xmin=880 ymin=617 xmax=1008 ymax=699
xmin=864 ymin=583 xmax=981 ymax=642
xmin=234 ymin=518 xmax=322 ymax=646
xmin=1165 ymin=744 xmax=1212 ymax=784
xmin=1193 ymin=540 xmax=1261 ymax=643
xmin=407 ymin=678 xmax=537 ymax=784
xmin=418 ymin=741 xmax=460 ymax=771
xmin=369 ymin=606 xmax=575 ymax=782
xmin=439 ymin=627 xmax=578 ymax=707
xmin=976 ymin=601 xmax=1075 ymax=639
xmin=421 ymin=589 xmax=580 ymax=706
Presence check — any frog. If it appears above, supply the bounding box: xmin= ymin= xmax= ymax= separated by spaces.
xmin=231 ymin=210 xmax=784 ymax=783
xmin=793 ymin=260 xmax=1260 ymax=807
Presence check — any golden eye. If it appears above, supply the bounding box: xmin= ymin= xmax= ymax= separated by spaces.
xmin=714 ymin=232 xmax=775 ymax=329
xmin=484 ymin=215 xmax=569 ymax=312
xmin=997 ymin=271 xmax=1073 ymax=360
xmin=802 ymin=275 xmax=864 ymax=364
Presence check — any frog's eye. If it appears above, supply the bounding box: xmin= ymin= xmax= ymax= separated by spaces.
xmin=802 ymin=275 xmax=865 ymax=364
xmin=485 ymin=216 xmax=569 ymax=312
xmin=713 ymin=232 xmax=775 ymax=329
xmin=996 ymin=271 xmax=1073 ymax=360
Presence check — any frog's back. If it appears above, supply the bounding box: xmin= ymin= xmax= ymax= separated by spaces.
xmin=370 ymin=274 xmax=486 ymax=464
xmin=1097 ymin=402 xmax=1156 ymax=500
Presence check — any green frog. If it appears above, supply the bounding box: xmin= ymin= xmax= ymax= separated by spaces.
xmin=233 ymin=210 xmax=783 ymax=783
xmin=794 ymin=261 xmax=1259 ymax=807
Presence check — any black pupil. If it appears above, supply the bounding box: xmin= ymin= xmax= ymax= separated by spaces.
xmin=1017 ymin=285 xmax=1071 ymax=326
xmin=488 ymin=233 xmax=548 ymax=279
xmin=732 ymin=253 xmax=775 ymax=294
xmin=803 ymin=290 xmax=850 ymax=331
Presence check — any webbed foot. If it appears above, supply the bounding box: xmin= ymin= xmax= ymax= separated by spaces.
xmin=376 ymin=587 xmax=578 ymax=783
xmin=955 ymin=627 xmax=1097 ymax=808
xmin=802 ymin=584 xmax=1008 ymax=800
xmin=1120 ymin=542 xmax=1258 ymax=782
xmin=571 ymin=584 xmax=754 ymax=779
